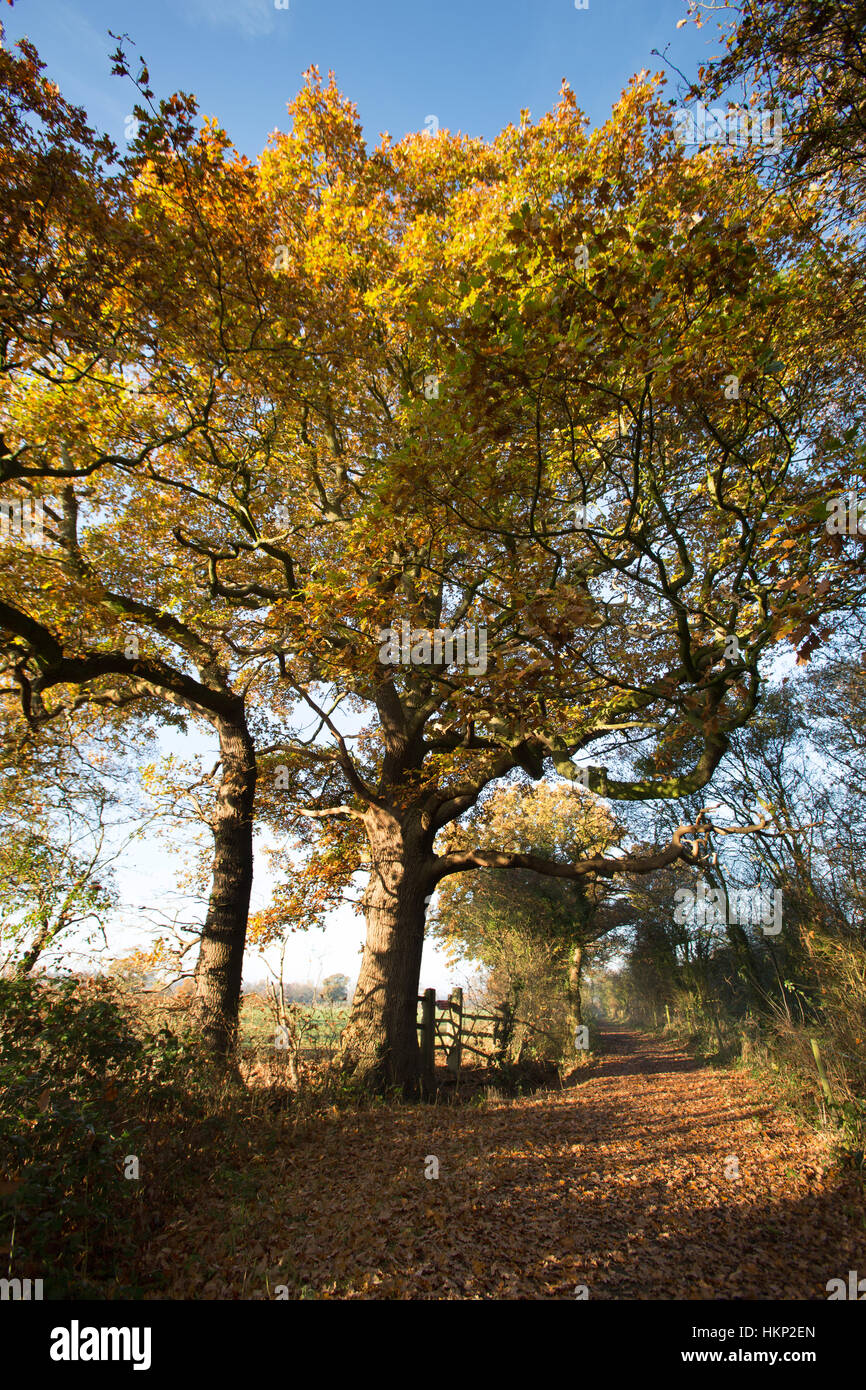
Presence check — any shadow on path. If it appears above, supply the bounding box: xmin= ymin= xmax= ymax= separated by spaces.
xmin=142 ymin=1027 xmax=866 ymax=1300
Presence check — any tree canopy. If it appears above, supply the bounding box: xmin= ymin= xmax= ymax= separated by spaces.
xmin=1 ymin=33 xmax=864 ymax=1084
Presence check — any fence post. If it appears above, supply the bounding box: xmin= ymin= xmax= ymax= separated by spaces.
xmin=420 ymin=988 xmax=436 ymax=1093
xmin=446 ymin=987 xmax=463 ymax=1074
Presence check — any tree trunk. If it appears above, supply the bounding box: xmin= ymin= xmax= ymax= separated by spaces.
xmin=340 ymin=810 xmax=432 ymax=1095
xmin=193 ymin=717 xmax=256 ymax=1071
xmin=711 ymin=875 xmax=761 ymax=1004
xmin=567 ymin=942 xmax=584 ymax=1032
xmin=17 ymin=914 xmax=57 ymax=976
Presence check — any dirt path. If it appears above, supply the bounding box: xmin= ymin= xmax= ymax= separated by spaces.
xmin=145 ymin=1029 xmax=865 ymax=1299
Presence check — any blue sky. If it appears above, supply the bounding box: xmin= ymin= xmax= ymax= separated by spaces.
xmin=3 ymin=0 xmax=729 ymax=993
xmin=5 ymin=0 xmax=721 ymax=161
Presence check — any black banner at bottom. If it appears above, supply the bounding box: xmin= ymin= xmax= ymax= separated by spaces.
xmin=1 ymin=1296 xmax=858 ymax=1378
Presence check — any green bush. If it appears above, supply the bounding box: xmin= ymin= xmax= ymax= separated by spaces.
xmin=0 ymin=973 xmax=201 ymax=1296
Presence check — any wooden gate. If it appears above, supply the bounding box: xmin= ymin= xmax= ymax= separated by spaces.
xmin=416 ymin=987 xmax=517 ymax=1089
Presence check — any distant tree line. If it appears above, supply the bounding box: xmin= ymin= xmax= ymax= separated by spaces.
xmin=237 ymin=974 xmax=351 ymax=1005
